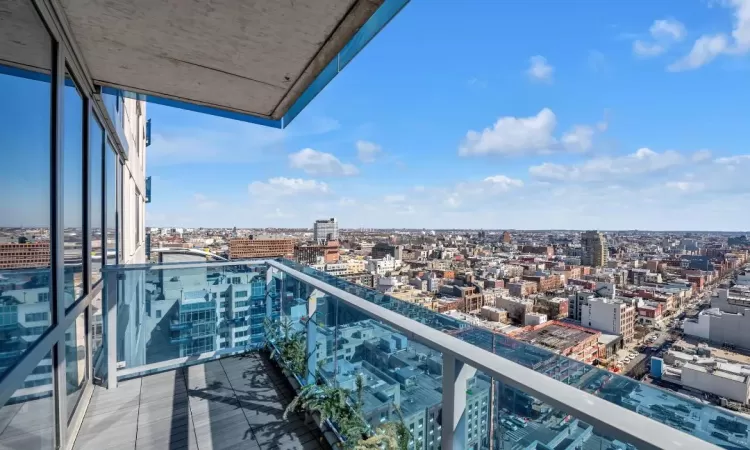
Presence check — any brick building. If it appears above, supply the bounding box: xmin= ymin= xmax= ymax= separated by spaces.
xmin=0 ymin=242 xmax=51 ymax=269
xmin=229 ymin=237 xmax=294 ymax=259
xmin=294 ymin=240 xmax=340 ymax=265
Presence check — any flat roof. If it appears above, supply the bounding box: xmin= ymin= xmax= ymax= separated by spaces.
xmin=4 ymin=0 xmax=408 ymax=128
xmin=511 ymin=321 xmax=600 ymax=352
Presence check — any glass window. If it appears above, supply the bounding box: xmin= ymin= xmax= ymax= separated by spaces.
xmin=105 ymin=140 xmax=117 ymax=265
xmin=90 ymin=114 xmax=103 ymax=284
xmin=0 ymin=355 xmax=55 ymax=449
xmin=65 ymin=312 xmax=87 ymax=420
xmin=63 ymin=72 xmax=84 ymax=307
xmin=0 ymin=0 xmax=53 ymax=381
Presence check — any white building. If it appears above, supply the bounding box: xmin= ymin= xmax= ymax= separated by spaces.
xmin=581 ymin=297 xmax=636 ymax=342
xmin=737 ymin=271 xmax=750 ymax=286
xmin=313 ymin=218 xmax=338 ymax=243
xmin=367 ymin=254 xmax=401 ymax=276
xmin=524 ymin=312 xmax=548 ymax=326
xmin=657 ymin=350 xmax=750 ymax=404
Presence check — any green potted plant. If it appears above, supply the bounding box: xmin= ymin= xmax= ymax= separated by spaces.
xmin=284 ymin=374 xmax=411 ymax=450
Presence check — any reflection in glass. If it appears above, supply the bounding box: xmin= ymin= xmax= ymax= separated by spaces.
xmin=65 ymin=313 xmax=87 ymax=419
xmin=0 ymin=355 xmax=55 ymax=449
xmin=90 ymin=291 xmax=103 ymax=359
xmin=89 ymin=115 xmax=103 ymax=285
xmin=104 ymin=140 xmax=117 ymax=265
xmin=109 ymin=264 xmax=273 ymax=373
xmin=63 ymin=74 xmax=84 ymax=307
xmin=0 ymin=1 xmax=52 ymax=380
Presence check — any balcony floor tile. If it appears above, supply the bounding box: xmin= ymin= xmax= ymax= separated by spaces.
xmin=72 ymin=353 xmax=322 ymax=450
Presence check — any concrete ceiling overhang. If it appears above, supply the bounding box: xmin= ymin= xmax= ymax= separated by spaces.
xmin=54 ymin=0 xmax=408 ymax=127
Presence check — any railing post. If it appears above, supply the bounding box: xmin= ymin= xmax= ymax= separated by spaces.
xmin=306 ymin=289 xmax=323 ymax=385
xmin=265 ymin=266 xmax=278 ymax=319
xmin=441 ymin=354 xmax=476 ymax=450
xmin=104 ymin=270 xmax=118 ymax=389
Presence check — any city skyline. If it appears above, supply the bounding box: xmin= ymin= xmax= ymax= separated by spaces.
xmin=146 ymin=0 xmax=750 ymax=230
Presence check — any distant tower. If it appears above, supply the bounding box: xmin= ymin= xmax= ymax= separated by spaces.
xmin=313 ymin=218 xmax=338 ymax=243
xmin=581 ymin=230 xmax=607 ymax=267
xmin=502 ymin=231 xmax=512 ymax=244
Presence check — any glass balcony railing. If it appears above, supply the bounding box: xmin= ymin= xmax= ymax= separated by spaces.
xmin=97 ymin=260 xmax=744 ymax=450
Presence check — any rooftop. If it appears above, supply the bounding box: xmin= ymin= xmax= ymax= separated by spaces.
xmin=510 ymin=321 xmax=601 ymax=352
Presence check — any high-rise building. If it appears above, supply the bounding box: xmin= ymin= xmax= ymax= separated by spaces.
xmin=313 ymin=218 xmax=338 ymax=243
xmin=581 ymin=230 xmax=608 ymax=267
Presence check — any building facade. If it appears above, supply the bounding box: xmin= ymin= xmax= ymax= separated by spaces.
xmin=581 ymin=297 xmax=636 ymax=342
xmin=313 ymin=218 xmax=338 ymax=243
xmin=228 ymin=237 xmax=294 ymax=259
xmin=581 ymin=230 xmax=608 ymax=267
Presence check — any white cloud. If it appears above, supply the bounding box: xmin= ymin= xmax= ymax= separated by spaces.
xmin=288 ymin=148 xmax=358 ymax=176
xmin=633 ymin=18 xmax=686 ymax=58
xmin=668 ymin=34 xmax=729 ymax=70
xmin=483 ymin=175 xmax=524 ymax=190
xmin=459 ymin=109 xmax=604 ymax=156
xmin=715 ymin=154 xmax=750 ymax=165
xmin=633 ymin=40 xmax=666 ymax=57
xmin=651 ymin=18 xmax=687 ymax=41
xmin=248 ymin=177 xmax=330 ymax=198
xmin=384 ymin=194 xmax=406 ymax=204
xmin=669 ymin=0 xmax=750 ymax=70
xmin=666 ymin=181 xmax=705 ymax=192
xmin=692 ymin=149 xmax=713 ymax=162
xmin=529 ymin=148 xmax=685 ymax=182
xmin=459 ymin=108 xmax=557 ymax=156
xmin=561 ymin=125 xmax=595 ymax=152
xmin=193 ymin=193 xmax=219 ymax=210
xmin=356 ymin=140 xmax=382 ymax=163
xmin=526 ymin=56 xmax=554 ymax=82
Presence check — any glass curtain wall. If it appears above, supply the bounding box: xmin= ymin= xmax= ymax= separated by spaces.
xmin=0 ymin=1 xmax=128 ymax=448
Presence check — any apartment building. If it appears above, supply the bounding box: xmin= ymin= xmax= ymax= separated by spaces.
xmin=581 ymin=297 xmax=636 ymax=343
xmin=581 ymin=230 xmax=608 ymax=267
xmin=313 ymin=218 xmax=338 ymax=243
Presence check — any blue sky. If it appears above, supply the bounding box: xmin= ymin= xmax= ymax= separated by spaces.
xmin=144 ymin=0 xmax=750 ymax=230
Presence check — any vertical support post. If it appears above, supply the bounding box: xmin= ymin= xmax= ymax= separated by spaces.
xmin=442 ymin=354 xmax=476 ymax=450
xmin=306 ymin=289 xmax=322 ymax=385
xmin=104 ymin=270 xmax=118 ymax=389
xmin=51 ymin=40 xmax=67 ymax=448
xmin=265 ymin=267 xmax=277 ymax=319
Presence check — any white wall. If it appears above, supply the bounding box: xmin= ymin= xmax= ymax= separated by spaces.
xmin=683 ymin=314 xmax=711 ymax=340
xmin=682 ymin=365 xmax=750 ymax=404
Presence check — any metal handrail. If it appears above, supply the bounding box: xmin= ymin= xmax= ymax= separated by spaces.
xmin=266 ymin=260 xmax=720 ymax=450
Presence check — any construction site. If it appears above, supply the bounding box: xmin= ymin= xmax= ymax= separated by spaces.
xmin=509 ymin=320 xmax=602 ymax=364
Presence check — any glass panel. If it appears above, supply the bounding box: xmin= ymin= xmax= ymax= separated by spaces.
xmin=275 ymin=259 xmax=750 ymax=448
xmin=104 ymin=140 xmax=117 ymax=265
xmin=89 ymin=115 xmax=103 ymax=285
xmin=63 ymin=73 xmax=84 ymax=307
xmin=0 ymin=0 xmax=52 ymax=380
xmin=0 ymin=355 xmax=55 ymax=450
xmin=111 ymin=264 xmax=270 ymax=372
xmin=90 ymin=290 xmax=103 ymax=359
xmin=329 ymin=294 xmax=443 ymax=449
xmin=65 ymin=312 xmax=87 ymax=420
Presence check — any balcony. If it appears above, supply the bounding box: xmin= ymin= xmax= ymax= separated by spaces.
xmin=68 ymin=259 xmax=745 ymax=450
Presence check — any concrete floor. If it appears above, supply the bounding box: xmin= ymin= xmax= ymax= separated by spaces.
xmin=73 ymin=353 xmax=326 ymax=450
